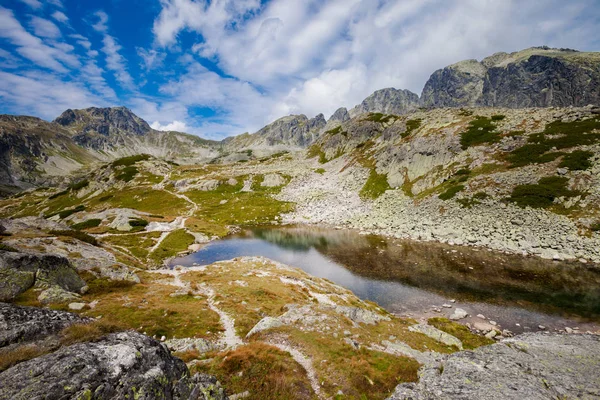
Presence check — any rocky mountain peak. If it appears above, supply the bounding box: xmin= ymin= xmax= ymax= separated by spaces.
xmin=349 ymin=88 xmax=420 ymax=118
xmin=54 ymin=106 xmax=151 ymax=137
xmin=329 ymin=107 xmax=350 ymax=123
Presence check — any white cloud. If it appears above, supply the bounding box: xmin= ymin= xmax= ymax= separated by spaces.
xmin=17 ymin=0 xmax=42 ymax=10
xmin=137 ymin=48 xmax=166 ymax=70
xmin=51 ymin=11 xmax=69 ymax=24
xmin=46 ymin=0 xmax=64 ymax=8
xmin=30 ymin=16 xmax=61 ymax=39
xmin=102 ymin=35 xmax=135 ymax=89
xmin=92 ymin=10 xmax=109 ymax=32
xmin=0 ymin=7 xmax=78 ymax=73
xmin=150 ymin=120 xmax=189 ymax=132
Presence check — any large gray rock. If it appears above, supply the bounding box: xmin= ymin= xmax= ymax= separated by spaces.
xmin=388 ymin=333 xmax=600 ymax=399
xmin=421 ymin=47 xmax=600 ymax=108
xmin=0 ymin=250 xmax=86 ymax=302
xmin=350 ymin=88 xmax=420 ymax=118
xmin=0 ymin=302 xmax=88 ymax=347
xmin=0 ymin=330 xmax=228 ymax=400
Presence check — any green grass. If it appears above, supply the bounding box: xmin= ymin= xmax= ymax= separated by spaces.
xmin=325 ymin=126 xmax=345 ymax=136
xmin=45 ymin=205 xmax=86 ymax=219
xmin=559 ymin=150 xmax=594 ymax=170
xmin=428 ymin=318 xmax=494 ymax=349
xmin=360 ymin=169 xmax=391 ymax=200
xmin=48 ymin=189 xmax=69 ymax=200
xmin=315 ymin=168 xmax=326 ymax=174
xmin=106 ymin=188 xmax=189 ymax=215
xmin=71 ymin=219 xmax=102 ymax=230
xmin=111 ymin=154 xmax=151 ymax=167
xmin=508 ymin=176 xmax=577 ymax=208
xmin=49 ymin=229 xmax=98 ymax=246
xmin=439 ymin=185 xmax=464 ymax=200
xmin=401 ymin=119 xmax=422 ymax=139
xmin=150 ymin=229 xmax=195 ymax=263
xmin=460 ymin=116 xmax=502 ymax=149
xmin=306 ymin=144 xmax=328 ymax=164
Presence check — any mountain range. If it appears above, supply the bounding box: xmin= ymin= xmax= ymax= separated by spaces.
xmin=1 ymin=46 xmax=599 ymax=192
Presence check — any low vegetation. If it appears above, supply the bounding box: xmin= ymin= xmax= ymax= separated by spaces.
xmin=45 ymin=205 xmax=86 ymax=219
xmin=559 ymin=150 xmax=594 ymax=170
xmin=49 ymin=229 xmax=99 ymax=246
xmin=192 ymin=342 xmax=315 ymax=400
xmin=508 ymin=176 xmax=577 ymax=208
xmin=111 ymin=154 xmax=151 ymax=167
xmin=460 ymin=116 xmax=502 ymax=149
xmin=427 ymin=318 xmax=495 ymax=349
xmin=115 ymin=166 xmax=139 ymax=182
xmin=360 ymin=169 xmax=391 ymax=200
xmin=364 ymin=113 xmax=397 ymax=124
xmin=306 ymin=144 xmax=328 ymax=164
xmin=401 ymin=119 xmax=422 ymax=138
xmin=507 ymin=117 xmax=600 ymax=167
xmin=438 ymin=184 xmax=464 ymax=200
xmin=71 ymin=219 xmax=102 ymax=230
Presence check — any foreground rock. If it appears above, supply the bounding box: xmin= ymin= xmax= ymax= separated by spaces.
xmin=388 ymin=333 xmax=600 ymax=399
xmin=0 ymin=303 xmax=228 ymax=400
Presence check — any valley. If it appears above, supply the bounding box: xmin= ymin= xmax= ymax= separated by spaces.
xmin=2 ymin=46 xmax=600 ymax=399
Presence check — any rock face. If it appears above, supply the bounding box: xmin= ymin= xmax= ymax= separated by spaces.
xmin=421 ymin=47 xmax=600 ymax=108
xmin=55 ymin=106 xmax=152 ymax=140
xmin=0 ymin=303 xmax=228 ymax=400
xmin=388 ymin=333 xmax=600 ymax=399
xmin=350 ymin=88 xmax=420 ymax=118
xmin=225 ymin=113 xmax=327 ymax=151
xmin=0 ymin=250 xmax=87 ymax=302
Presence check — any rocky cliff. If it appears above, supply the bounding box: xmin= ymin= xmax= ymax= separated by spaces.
xmin=421 ymin=47 xmax=600 ymax=108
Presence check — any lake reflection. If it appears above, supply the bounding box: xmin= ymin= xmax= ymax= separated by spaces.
xmin=170 ymin=226 xmax=600 ymax=333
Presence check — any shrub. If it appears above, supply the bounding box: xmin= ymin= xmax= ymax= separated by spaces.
xmin=491 ymin=114 xmax=506 ymax=121
xmin=48 ymin=189 xmax=69 ymax=200
xmin=129 ymin=218 xmax=149 ymax=227
xmin=116 ymin=166 xmax=139 ymax=182
xmin=460 ymin=116 xmax=501 ymax=149
xmin=473 ymin=192 xmax=490 ymax=200
xmin=559 ymin=150 xmax=594 ymax=170
xmin=365 ymin=113 xmax=396 ymax=123
xmin=111 ymin=154 xmax=151 ymax=167
xmin=591 ymin=223 xmax=600 ymax=232
xmin=45 ymin=205 xmax=86 ymax=219
xmin=508 ymin=176 xmax=574 ymax=208
xmin=69 ymin=180 xmax=89 ymax=191
xmin=49 ymin=229 xmax=98 ymax=246
xmin=98 ymin=195 xmax=113 ymax=202
xmin=71 ymin=219 xmax=102 ymax=230
xmin=439 ymin=185 xmax=464 ymax=200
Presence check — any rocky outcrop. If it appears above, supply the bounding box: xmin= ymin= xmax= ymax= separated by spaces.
xmin=421 ymin=47 xmax=600 ymax=108
xmin=55 ymin=106 xmax=152 ymax=140
xmin=0 ymin=303 xmax=228 ymax=400
xmin=329 ymin=107 xmax=350 ymax=123
xmin=0 ymin=250 xmax=87 ymax=302
xmin=350 ymin=88 xmax=420 ymax=118
xmin=388 ymin=333 xmax=600 ymax=399
xmin=0 ymin=302 xmax=88 ymax=347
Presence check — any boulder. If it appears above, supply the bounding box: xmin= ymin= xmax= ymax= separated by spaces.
xmin=449 ymin=308 xmax=468 ymax=320
xmin=0 ymin=251 xmax=86 ymax=302
xmin=0 ymin=331 xmax=228 ymax=400
xmin=261 ymin=174 xmax=287 ymax=187
xmin=38 ymin=286 xmax=81 ymax=304
xmin=246 ymin=316 xmax=283 ymax=338
xmin=335 ymin=306 xmax=391 ymax=325
xmin=409 ymin=324 xmax=463 ymax=350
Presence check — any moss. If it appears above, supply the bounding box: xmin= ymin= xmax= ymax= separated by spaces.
xmin=0 ymin=243 xmax=18 ymax=252
xmin=68 ymin=180 xmax=89 ymax=191
xmin=116 ymin=166 xmax=139 ymax=182
xmin=364 ymin=113 xmax=397 ymax=124
xmin=559 ymin=150 xmax=594 ymax=170
xmin=591 ymin=223 xmax=600 ymax=232
xmin=438 ymin=185 xmax=464 ymax=200
xmin=314 ymin=168 xmax=326 ymax=175
xmin=460 ymin=116 xmax=501 ymax=149
xmin=71 ymin=219 xmax=102 ymax=230
xmin=360 ymin=169 xmax=391 ymax=200
xmin=427 ymin=318 xmax=494 ymax=349
xmin=508 ymin=176 xmax=577 ymax=208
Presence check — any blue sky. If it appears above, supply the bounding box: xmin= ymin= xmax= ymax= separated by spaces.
xmin=0 ymin=0 xmax=599 ymax=139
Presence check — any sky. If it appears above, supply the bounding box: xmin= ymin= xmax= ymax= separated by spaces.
xmin=0 ymin=0 xmax=599 ymax=139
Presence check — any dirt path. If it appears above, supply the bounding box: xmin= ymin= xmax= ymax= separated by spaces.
xmin=268 ymin=342 xmax=323 ymax=398
xmin=151 ymin=269 xmax=243 ymax=350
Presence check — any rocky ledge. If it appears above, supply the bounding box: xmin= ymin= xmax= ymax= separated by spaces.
xmin=389 ymin=332 xmax=600 ymax=399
